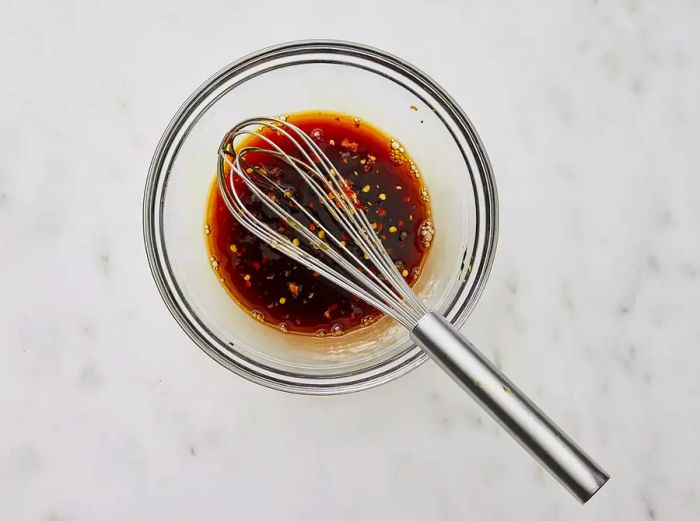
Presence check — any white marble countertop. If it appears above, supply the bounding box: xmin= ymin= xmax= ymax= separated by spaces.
xmin=2 ymin=1 xmax=699 ymax=519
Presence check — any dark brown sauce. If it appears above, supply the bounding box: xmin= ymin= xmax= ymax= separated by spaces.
xmin=205 ymin=111 xmax=434 ymax=336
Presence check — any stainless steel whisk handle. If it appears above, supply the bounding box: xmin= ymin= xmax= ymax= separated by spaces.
xmin=410 ymin=313 xmax=609 ymax=503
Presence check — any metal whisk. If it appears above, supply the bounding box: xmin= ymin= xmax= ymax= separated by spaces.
xmin=217 ymin=117 xmax=609 ymax=502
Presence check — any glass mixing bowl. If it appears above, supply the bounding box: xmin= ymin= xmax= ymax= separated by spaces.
xmin=143 ymin=40 xmax=498 ymax=394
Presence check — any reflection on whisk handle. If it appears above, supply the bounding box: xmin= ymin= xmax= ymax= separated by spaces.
xmin=410 ymin=313 xmax=609 ymax=503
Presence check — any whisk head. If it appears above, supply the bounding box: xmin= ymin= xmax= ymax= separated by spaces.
xmin=217 ymin=117 xmax=428 ymax=330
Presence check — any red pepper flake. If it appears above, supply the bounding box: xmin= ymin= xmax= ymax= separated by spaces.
xmin=312 ymin=272 xmax=320 ymax=278
xmin=287 ymin=281 xmax=301 ymax=297
xmin=323 ymin=303 xmax=339 ymax=319
xmin=342 ymin=184 xmax=362 ymax=210
xmin=402 ymin=195 xmax=412 ymax=204
xmin=245 ymin=281 xmax=252 ymax=288
xmin=251 ymin=261 xmax=261 ymax=270
xmin=398 ymin=220 xmax=405 ymax=227
xmin=362 ymin=154 xmax=376 ymax=172
xmin=340 ymin=138 xmax=359 ymax=152
xmin=309 ymin=223 xmax=316 ymax=231
xmin=377 ymin=208 xmax=387 ymax=217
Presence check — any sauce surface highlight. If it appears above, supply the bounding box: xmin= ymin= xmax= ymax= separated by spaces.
xmin=205 ymin=111 xmax=434 ymax=336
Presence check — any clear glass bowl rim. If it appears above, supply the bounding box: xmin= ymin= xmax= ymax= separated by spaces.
xmin=143 ymin=39 xmax=499 ymax=394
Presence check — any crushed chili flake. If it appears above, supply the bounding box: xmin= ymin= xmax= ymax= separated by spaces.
xmin=323 ymin=303 xmax=339 ymax=319
xmin=363 ymin=155 xmax=376 ymax=172
xmin=287 ymin=281 xmax=301 ymax=297
xmin=341 ymin=137 xmax=359 ymax=152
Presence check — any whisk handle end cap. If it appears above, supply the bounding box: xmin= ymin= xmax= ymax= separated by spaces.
xmin=410 ymin=312 xmax=610 ymax=503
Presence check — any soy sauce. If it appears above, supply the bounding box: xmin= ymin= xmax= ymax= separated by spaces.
xmin=205 ymin=111 xmax=434 ymax=336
